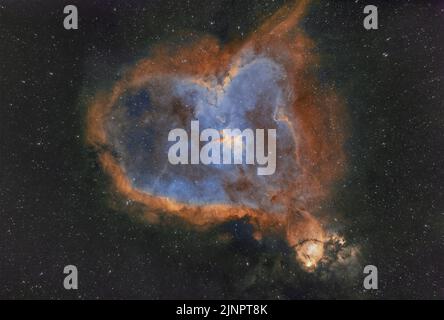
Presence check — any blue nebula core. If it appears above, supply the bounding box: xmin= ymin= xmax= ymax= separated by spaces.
xmin=104 ymin=53 xmax=300 ymax=212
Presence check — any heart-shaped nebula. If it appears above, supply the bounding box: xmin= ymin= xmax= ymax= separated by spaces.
xmin=86 ymin=0 xmax=350 ymax=269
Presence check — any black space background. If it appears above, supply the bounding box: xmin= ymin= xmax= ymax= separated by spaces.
xmin=0 ymin=0 xmax=443 ymax=299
